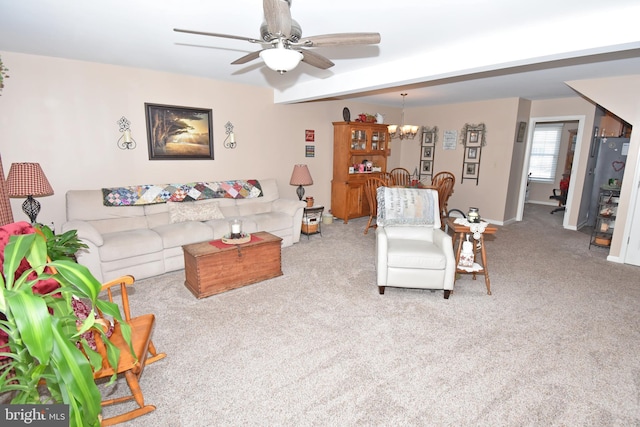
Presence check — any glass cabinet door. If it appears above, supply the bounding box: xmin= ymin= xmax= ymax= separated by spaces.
xmin=351 ymin=129 xmax=367 ymax=150
xmin=372 ymin=131 xmax=386 ymax=151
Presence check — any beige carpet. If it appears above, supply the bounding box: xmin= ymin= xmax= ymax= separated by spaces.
xmin=101 ymin=204 xmax=640 ymax=426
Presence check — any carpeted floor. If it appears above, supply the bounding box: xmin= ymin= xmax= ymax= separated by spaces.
xmin=101 ymin=203 xmax=640 ymax=426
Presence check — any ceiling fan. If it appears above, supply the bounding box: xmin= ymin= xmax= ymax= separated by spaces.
xmin=174 ymin=0 xmax=381 ymax=74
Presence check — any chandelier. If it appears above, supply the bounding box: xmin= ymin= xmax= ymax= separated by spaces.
xmin=387 ymin=93 xmax=420 ymax=140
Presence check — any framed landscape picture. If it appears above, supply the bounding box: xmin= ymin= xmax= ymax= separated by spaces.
xmin=145 ymin=103 xmax=214 ymax=160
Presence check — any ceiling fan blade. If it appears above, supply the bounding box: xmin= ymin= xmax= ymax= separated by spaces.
xmin=231 ymin=50 xmax=264 ymax=65
xmin=174 ymin=28 xmax=262 ymax=44
xmin=263 ymin=0 xmax=292 ymax=38
xmin=298 ymin=32 xmax=381 ymax=47
xmin=298 ymin=48 xmax=334 ymax=70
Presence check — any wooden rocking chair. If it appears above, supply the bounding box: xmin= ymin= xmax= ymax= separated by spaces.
xmin=93 ymin=275 xmax=166 ymax=426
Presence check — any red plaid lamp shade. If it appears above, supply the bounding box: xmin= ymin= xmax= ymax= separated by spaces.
xmin=6 ymin=163 xmax=54 ymax=224
xmin=6 ymin=163 xmax=54 ymax=198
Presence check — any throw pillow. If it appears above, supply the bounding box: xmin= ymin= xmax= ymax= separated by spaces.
xmin=167 ymin=199 xmax=225 ymax=223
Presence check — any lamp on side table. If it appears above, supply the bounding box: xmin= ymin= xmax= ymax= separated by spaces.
xmin=6 ymin=162 xmax=54 ymax=224
xmin=290 ymin=164 xmax=313 ymax=201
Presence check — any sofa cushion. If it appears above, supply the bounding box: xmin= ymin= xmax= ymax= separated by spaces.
xmin=237 ymin=202 xmax=272 ymax=216
xmin=243 ymin=212 xmax=291 ymax=234
xmin=152 ymin=221 xmax=215 ymax=248
xmin=204 ymin=218 xmax=231 ymax=239
xmin=88 ymin=216 xmax=150 ymax=235
xmin=99 ymin=229 xmax=163 ymax=262
xmin=144 ymin=203 xmax=170 ymax=229
xmin=167 ymin=200 xmax=225 ymax=223
xmin=67 ymin=189 xmax=147 ymax=223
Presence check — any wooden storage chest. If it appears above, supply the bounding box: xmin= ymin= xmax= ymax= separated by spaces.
xmin=182 ymin=231 xmax=282 ymax=298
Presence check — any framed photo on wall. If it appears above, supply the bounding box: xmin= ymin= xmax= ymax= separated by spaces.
xmin=421 ymin=160 xmax=432 ymax=174
xmin=465 ymin=147 xmax=478 ymax=161
xmin=461 ymin=123 xmax=486 ymax=147
xmin=463 ymin=162 xmax=479 ymax=179
xmin=516 ymin=121 xmax=527 ymax=142
xmin=145 ymin=103 xmax=214 ymax=160
xmin=466 ymin=130 xmax=481 ymax=147
xmin=422 ymin=146 xmax=433 ymax=160
xmin=422 ymin=131 xmax=435 ymax=146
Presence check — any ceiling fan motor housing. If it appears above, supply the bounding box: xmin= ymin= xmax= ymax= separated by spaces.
xmin=260 ymin=20 xmax=302 ymax=43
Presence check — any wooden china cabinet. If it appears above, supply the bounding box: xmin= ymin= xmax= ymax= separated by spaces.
xmin=331 ymin=121 xmax=390 ymax=223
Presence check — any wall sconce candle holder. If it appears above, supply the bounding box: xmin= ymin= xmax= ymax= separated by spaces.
xmin=117 ymin=116 xmax=136 ymax=150
xmin=224 ymin=121 xmax=237 ymax=149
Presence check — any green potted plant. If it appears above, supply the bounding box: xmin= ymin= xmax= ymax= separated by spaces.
xmin=0 ymin=225 xmax=131 ymax=427
xmin=35 ymin=223 xmax=89 ymax=262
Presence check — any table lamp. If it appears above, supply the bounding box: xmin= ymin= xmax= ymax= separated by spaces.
xmin=289 ymin=164 xmax=313 ymax=201
xmin=6 ymin=162 xmax=54 ymax=224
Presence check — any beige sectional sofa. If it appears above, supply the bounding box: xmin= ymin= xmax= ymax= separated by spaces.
xmin=61 ymin=178 xmax=305 ymax=282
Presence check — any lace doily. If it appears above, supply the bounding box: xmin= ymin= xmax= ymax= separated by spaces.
xmin=453 ymin=218 xmax=488 ymax=240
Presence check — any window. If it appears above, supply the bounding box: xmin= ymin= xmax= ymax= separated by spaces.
xmin=528 ymin=123 xmax=563 ymax=182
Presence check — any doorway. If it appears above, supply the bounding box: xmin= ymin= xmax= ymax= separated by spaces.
xmin=516 ymin=115 xmax=586 ymax=230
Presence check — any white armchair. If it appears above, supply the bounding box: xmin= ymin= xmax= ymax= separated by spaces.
xmin=375 ymin=187 xmax=456 ymax=299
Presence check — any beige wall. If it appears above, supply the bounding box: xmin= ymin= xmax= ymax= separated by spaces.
xmin=504 ymin=98 xmax=532 ymax=221
xmin=1 ymin=50 xmax=636 ymax=259
xmin=401 ymin=97 xmax=567 ymax=224
xmin=0 ymin=51 xmax=398 ymax=229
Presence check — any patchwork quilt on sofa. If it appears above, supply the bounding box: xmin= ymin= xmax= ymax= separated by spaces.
xmin=102 ymin=179 xmax=262 ymax=206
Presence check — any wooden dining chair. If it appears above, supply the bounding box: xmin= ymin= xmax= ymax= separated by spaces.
xmin=389 ymin=167 xmax=411 ymax=187
xmin=364 ymin=177 xmax=387 ymax=235
xmin=379 ymin=172 xmax=393 ymax=186
xmin=431 ymin=171 xmax=456 ymax=225
xmin=93 ymin=275 xmax=166 ymax=426
xmin=431 ymin=171 xmax=455 ymax=188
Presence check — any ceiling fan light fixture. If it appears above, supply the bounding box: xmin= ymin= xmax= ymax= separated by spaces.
xmin=260 ymin=47 xmax=303 ymax=74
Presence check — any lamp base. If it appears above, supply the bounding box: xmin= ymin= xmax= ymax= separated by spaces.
xmin=22 ymin=195 xmax=41 ymax=224
xmin=296 ymin=185 xmax=305 ymax=201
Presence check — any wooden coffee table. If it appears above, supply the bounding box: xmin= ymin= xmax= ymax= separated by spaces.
xmin=182 ymin=231 xmax=282 ymax=298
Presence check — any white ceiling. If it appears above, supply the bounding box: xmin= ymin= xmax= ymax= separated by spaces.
xmin=1 ymin=0 xmax=640 ymax=107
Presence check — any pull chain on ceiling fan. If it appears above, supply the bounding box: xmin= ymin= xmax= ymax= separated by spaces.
xmin=174 ymin=0 xmax=381 ymax=74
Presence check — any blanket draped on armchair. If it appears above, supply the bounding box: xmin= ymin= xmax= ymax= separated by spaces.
xmin=376 ymin=187 xmax=436 ymax=226
xmin=102 ymin=179 xmax=262 ymax=206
